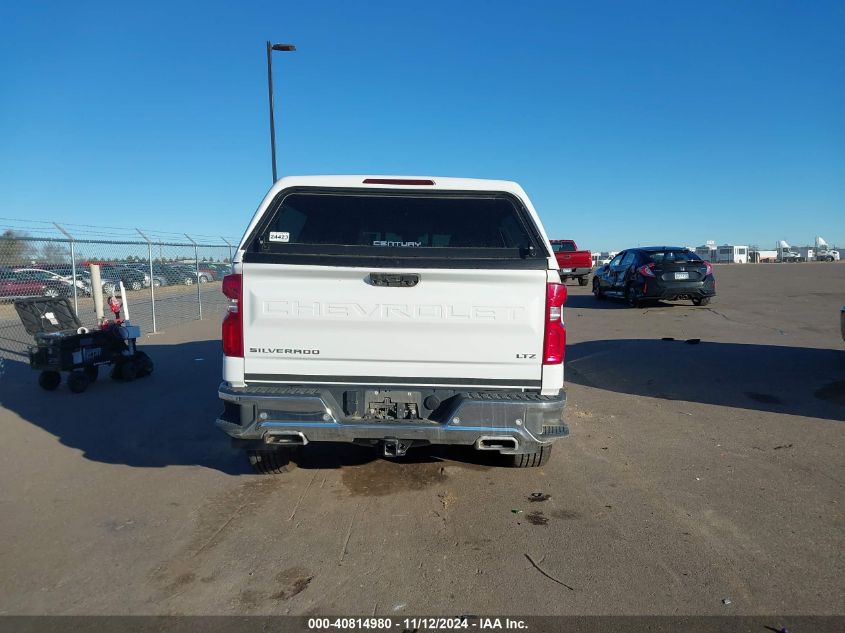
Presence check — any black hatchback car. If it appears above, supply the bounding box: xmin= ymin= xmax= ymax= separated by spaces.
xmin=592 ymin=246 xmax=715 ymax=307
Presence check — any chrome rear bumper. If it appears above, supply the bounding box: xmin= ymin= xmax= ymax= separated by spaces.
xmin=217 ymin=382 xmax=567 ymax=454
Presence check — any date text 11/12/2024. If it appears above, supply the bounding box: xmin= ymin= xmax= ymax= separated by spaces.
xmin=307 ymin=618 xmax=528 ymax=630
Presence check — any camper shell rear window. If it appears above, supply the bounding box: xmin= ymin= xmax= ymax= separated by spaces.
xmin=243 ymin=188 xmax=549 ymax=269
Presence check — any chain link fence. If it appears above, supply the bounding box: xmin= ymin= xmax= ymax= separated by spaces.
xmin=0 ymin=234 xmax=235 ymax=360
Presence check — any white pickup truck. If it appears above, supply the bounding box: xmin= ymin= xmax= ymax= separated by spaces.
xmin=216 ymin=176 xmax=568 ymax=473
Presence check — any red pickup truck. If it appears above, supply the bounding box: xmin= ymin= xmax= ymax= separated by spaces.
xmin=550 ymin=240 xmax=593 ymax=286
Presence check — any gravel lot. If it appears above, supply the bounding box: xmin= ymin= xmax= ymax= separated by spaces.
xmin=0 ymin=262 xmax=842 ymax=616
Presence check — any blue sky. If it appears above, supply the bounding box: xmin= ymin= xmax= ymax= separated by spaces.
xmin=1 ymin=0 xmax=843 ymax=251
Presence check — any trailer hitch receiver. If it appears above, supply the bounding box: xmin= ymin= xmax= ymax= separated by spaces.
xmin=382 ymin=438 xmax=411 ymax=457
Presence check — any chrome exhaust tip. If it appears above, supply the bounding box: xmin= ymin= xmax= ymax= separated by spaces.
xmin=263 ymin=431 xmax=308 ymax=446
xmin=475 ymin=436 xmax=519 ymax=451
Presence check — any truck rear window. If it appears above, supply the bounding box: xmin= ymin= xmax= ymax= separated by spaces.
xmin=245 ymin=190 xmax=548 ymax=269
xmin=551 ymin=243 xmax=576 ymax=252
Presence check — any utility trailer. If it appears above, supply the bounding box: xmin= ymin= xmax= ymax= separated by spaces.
xmin=714 ymin=244 xmax=749 ymax=264
xmin=14 ymin=296 xmax=153 ymax=393
xmin=749 ymin=249 xmax=778 ymax=263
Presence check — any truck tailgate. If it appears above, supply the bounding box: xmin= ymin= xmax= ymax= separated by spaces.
xmin=241 ymin=264 xmax=546 ymax=388
xmin=556 ymin=251 xmax=592 ymax=268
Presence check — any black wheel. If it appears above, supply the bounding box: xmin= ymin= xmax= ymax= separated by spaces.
xmin=692 ymin=297 xmax=711 ymax=306
xmin=135 ymin=351 xmax=154 ymax=376
xmin=509 ymin=445 xmax=552 ymax=468
xmin=67 ymin=371 xmax=90 ymax=393
xmin=247 ymin=449 xmax=294 ymax=474
xmin=120 ymin=360 xmax=139 ymax=382
xmin=43 ymin=287 xmax=60 ymax=298
xmin=625 ymin=285 xmax=642 ymax=308
xmin=578 ymin=276 xmax=589 ymax=286
xmin=38 ymin=370 xmax=61 ymax=391
xmin=184 ymin=277 xmax=194 ymax=286
xmin=130 ymin=281 xmax=142 ymax=291
xmin=199 ymin=275 xmax=209 ymax=283
xmin=592 ymin=278 xmax=605 ymax=300
xmin=84 ymin=365 xmax=99 ymax=382
xmin=153 ymin=278 xmax=162 ymax=288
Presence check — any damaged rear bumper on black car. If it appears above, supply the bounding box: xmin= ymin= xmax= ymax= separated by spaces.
xmin=216 ymin=382 xmax=568 ymax=455
xmin=642 ymin=278 xmax=716 ymax=300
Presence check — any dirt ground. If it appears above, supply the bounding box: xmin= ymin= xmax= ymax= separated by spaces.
xmin=0 ymin=262 xmax=842 ymax=616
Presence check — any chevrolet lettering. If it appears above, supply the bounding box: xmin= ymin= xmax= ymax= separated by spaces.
xmin=264 ymin=301 xmax=526 ymax=321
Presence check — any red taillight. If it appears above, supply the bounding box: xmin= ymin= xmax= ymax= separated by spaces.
xmin=638 ymin=263 xmax=656 ymax=278
xmin=221 ymin=273 xmax=243 ymax=357
xmin=543 ymin=282 xmax=567 ymax=365
xmin=362 ymin=178 xmax=435 ymax=185
xmin=703 ymin=261 xmax=713 ymax=276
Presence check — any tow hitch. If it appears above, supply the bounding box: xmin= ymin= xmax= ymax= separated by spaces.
xmin=382 ymin=438 xmax=412 ymax=457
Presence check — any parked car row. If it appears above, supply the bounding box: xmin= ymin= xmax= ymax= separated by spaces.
xmin=128 ymin=262 xmax=231 ymax=286
xmin=0 ymin=261 xmax=229 ymax=301
xmin=0 ymin=266 xmax=143 ymax=300
xmin=0 ymin=268 xmax=73 ymax=300
xmin=123 ymin=263 xmax=217 ymax=287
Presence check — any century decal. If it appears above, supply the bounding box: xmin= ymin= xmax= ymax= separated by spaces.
xmin=372 ymin=240 xmax=422 ymax=247
xmin=264 ymin=301 xmax=527 ymax=321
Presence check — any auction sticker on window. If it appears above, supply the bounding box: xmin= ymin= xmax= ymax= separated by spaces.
xmin=269 ymin=231 xmax=290 ymax=242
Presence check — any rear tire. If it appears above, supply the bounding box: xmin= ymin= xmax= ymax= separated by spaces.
xmin=135 ymin=351 xmax=154 ymax=376
xmin=592 ymin=278 xmax=605 ymax=300
xmin=247 ymin=449 xmax=294 ymax=474
xmin=130 ymin=281 xmax=142 ymax=291
xmin=626 ymin=285 xmax=642 ymax=308
xmin=38 ymin=370 xmax=61 ymax=391
xmin=509 ymin=445 xmax=552 ymax=468
xmin=578 ymin=276 xmax=589 ymax=286
xmin=120 ymin=360 xmax=139 ymax=381
xmin=692 ymin=297 xmax=711 ymax=306
xmin=67 ymin=371 xmax=90 ymax=393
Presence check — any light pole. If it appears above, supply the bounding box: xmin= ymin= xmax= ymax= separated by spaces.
xmin=266 ymin=41 xmax=296 ymax=183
